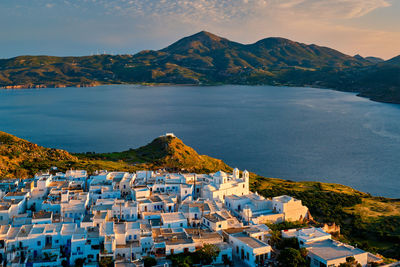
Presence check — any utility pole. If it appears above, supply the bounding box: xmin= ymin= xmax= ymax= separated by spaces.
xmin=119 ymin=202 xmax=122 ymax=222
xmin=193 ymin=174 xmax=196 ymax=201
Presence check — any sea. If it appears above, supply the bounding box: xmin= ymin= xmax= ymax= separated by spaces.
xmin=1 ymin=84 xmax=399 ymax=198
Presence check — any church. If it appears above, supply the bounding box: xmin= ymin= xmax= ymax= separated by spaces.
xmin=202 ymin=168 xmax=250 ymax=201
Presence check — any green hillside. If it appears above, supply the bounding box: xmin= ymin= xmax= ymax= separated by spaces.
xmin=0 ymin=131 xmax=78 ymax=177
xmin=0 ymin=132 xmax=230 ymax=177
xmin=2 ymin=31 xmax=400 ymax=103
xmin=78 ymin=135 xmax=231 ymax=173
xmin=251 ymin=176 xmax=400 ymax=260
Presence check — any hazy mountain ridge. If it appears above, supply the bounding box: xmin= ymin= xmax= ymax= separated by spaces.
xmin=1 ymin=31 xmax=400 ymax=103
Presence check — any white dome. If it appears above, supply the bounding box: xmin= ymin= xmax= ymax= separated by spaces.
xmin=214 ymin=171 xmax=227 ymax=178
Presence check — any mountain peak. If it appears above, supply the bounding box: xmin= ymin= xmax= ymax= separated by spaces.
xmin=354 ymin=54 xmax=364 ymax=60
xmin=254 ymin=37 xmax=295 ymax=46
xmin=385 ymin=55 xmax=400 ymax=65
xmin=161 ymin=31 xmax=239 ymax=53
xmin=191 ymin=31 xmax=223 ymax=41
xmin=134 ymin=135 xmax=231 ymax=173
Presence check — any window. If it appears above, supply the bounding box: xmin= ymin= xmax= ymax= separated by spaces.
xmin=77 ymin=246 xmax=81 ymax=252
xmin=218 ymin=224 xmax=221 ymax=228
xmin=180 ymin=223 xmax=183 ymax=227
xmin=37 ymin=241 xmax=41 ymax=246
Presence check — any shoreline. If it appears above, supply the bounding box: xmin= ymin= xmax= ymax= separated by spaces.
xmin=2 ymin=81 xmax=399 ymax=105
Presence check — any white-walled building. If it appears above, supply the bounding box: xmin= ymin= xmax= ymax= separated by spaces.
xmin=0 ymin=167 xmax=333 ymax=267
xmin=282 ymin=227 xmax=331 ymax=247
xmin=307 ymin=239 xmax=368 ymax=267
xmin=202 ymin=170 xmax=250 ymax=202
xmin=228 ymin=231 xmax=272 ymax=266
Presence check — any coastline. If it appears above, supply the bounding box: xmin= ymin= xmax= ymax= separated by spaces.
xmin=2 ymin=81 xmax=399 ymax=105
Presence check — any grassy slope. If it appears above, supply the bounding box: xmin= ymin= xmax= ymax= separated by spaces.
xmin=0 ymin=131 xmax=78 ymax=177
xmin=0 ymin=131 xmax=398 ymax=259
xmin=78 ymin=135 xmax=232 ymax=174
xmin=2 ymin=31 xmax=400 ymax=104
xmin=0 ymin=131 xmax=230 ymax=177
xmin=251 ymin=175 xmax=400 ymax=259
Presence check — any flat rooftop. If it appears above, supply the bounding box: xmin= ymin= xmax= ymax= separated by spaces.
xmin=204 ymin=213 xmax=226 ymax=223
xmin=232 ymin=232 xmax=269 ymax=249
xmin=33 ymin=211 xmax=52 ymax=220
xmin=307 ymin=239 xmax=366 ymax=261
xmin=5 ymin=192 xmax=27 ymax=197
xmin=161 ymin=212 xmax=185 ymax=222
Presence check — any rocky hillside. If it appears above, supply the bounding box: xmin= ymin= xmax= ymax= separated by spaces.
xmin=2 ymin=31 xmax=400 ymax=103
xmin=0 ymin=131 xmax=77 ymax=178
xmin=80 ymin=135 xmax=232 ymax=173
xmin=0 ymin=132 xmax=231 ymax=177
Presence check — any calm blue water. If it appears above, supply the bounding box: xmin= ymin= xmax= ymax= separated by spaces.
xmin=0 ymin=85 xmax=399 ymax=198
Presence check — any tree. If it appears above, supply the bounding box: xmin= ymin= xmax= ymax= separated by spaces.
xmin=143 ymin=256 xmax=157 ymax=267
xmin=277 ymin=237 xmax=299 ymax=250
xmin=338 ymin=256 xmax=362 ymax=267
xmin=197 ymin=244 xmax=220 ymax=265
xmin=269 ymin=230 xmax=282 ymax=247
xmin=74 ymin=258 xmax=85 ymax=267
xmin=277 ymin=248 xmax=306 ymax=267
xmin=99 ymin=257 xmax=114 ymax=267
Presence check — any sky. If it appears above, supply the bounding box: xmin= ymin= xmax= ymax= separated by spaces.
xmin=0 ymin=0 xmax=399 ymax=59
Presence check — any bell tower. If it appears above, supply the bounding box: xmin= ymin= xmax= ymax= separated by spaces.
xmin=233 ymin=168 xmax=239 ymax=179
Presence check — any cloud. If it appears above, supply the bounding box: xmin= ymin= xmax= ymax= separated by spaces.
xmin=279 ymin=0 xmax=392 ymax=19
xmin=26 ymin=0 xmax=393 ymax=24
xmin=1 ymin=0 xmax=398 ymax=59
xmin=80 ymin=0 xmax=392 ymax=21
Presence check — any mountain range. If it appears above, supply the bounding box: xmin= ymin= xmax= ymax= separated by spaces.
xmin=1 ymin=31 xmax=400 ymax=103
